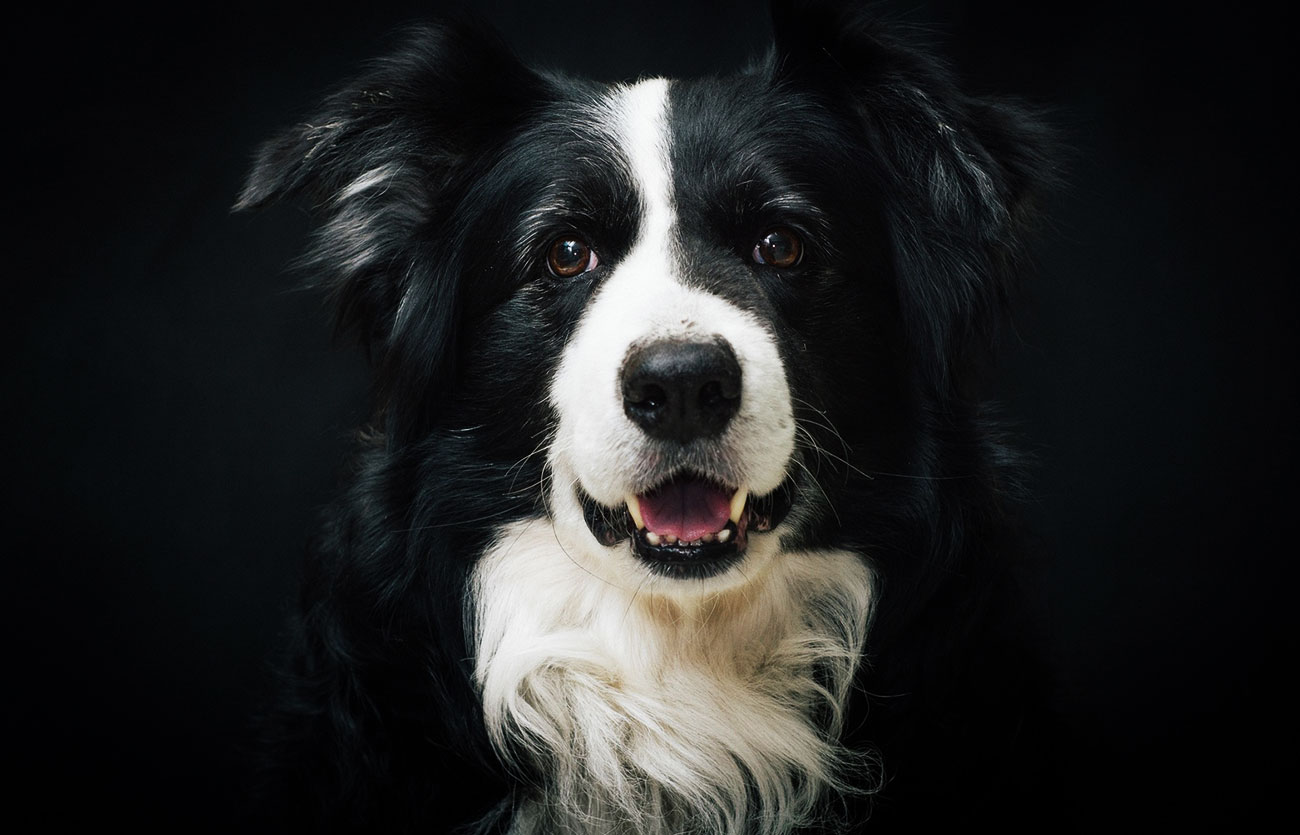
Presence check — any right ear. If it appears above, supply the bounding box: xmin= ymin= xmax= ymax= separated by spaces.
xmin=767 ymin=0 xmax=1056 ymax=394
xmin=235 ymin=18 xmax=545 ymax=361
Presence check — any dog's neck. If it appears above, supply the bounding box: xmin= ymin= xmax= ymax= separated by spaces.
xmin=472 ymin=517 xmax=876 ymax=835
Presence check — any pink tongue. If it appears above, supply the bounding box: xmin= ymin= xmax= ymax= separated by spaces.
xmin=639 ymin=478 xmax=733 ymax=542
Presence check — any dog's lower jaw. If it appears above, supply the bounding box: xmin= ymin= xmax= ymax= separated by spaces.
xmin=470 ymin=517 xmax=877 ymax=835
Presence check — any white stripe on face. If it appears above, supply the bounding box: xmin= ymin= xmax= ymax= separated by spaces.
xmin=611 ymin=77 xmax=675 ymax=244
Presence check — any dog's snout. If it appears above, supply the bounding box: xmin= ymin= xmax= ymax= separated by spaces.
xmin=621 ymin=339 xmax=742 ymax=443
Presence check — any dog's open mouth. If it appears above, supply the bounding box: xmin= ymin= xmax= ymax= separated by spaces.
xmin=579 ymin=473 xmax=794 ymax=579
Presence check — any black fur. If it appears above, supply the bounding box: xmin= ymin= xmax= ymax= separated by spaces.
xmin=239 ymin=2 xmax=1062 ymax=831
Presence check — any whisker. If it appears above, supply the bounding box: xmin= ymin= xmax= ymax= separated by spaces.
xmin=549 ymin=473 xmax=624 ymax=589
xmin=621 ymin=571 xmax=653 ymax=627
xmin=505 ymin=439 xmax=554 ymax=495
xmin=795 ymin=424 xmax=874 ymax=482
xmin=792 ymin=456 xmax=841 ymax=526
xmin=791 ymin=399 xmax=877 ymax=483
xmin=393 ymin=508 xmax=526 ymax=534
xmin=862 ymin=471 xmax=975 ymax=481
xmin=398 ymin=440 xmax=554 ymax=534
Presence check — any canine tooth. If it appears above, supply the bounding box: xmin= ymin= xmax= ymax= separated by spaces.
xmin=626 ymin=495 xmax=645 ymax=529
xmin=717 ymin=528 xmax=732 ymax=543
xmin=729 ymin=488 xmax=748 ymax=524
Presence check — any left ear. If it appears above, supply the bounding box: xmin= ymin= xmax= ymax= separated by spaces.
xmin=236 ymin=18 xmax=549 ymax=443
xmin=769 ymin=0 xmax=1056 ymax=391
xmin=235 ymin=18 xmax=545 ymax=349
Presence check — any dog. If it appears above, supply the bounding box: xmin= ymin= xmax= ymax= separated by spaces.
xmin=237 ymin=1 xmax=1060 ymax=831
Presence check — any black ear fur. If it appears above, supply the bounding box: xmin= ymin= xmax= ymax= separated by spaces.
xmin=235 ymin=19 xmax=540 ymax=212
xmin=769 ymin=0 xmax=1055 ymax=392
xmin=236 ymin=19 xmax=546 ymax=429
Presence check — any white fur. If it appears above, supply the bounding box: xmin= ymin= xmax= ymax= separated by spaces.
xmin=335 ymin=162 xmax=404 ymax=203
xmin=472 ymin=519 xmax=876 ymax=834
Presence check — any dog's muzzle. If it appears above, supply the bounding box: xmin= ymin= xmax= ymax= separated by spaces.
xmin=577 ymin=336 xmax=795 ymax=579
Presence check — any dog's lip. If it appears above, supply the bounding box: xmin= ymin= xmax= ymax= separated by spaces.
xmin=576 ymin=473 xmax=794 ymax=578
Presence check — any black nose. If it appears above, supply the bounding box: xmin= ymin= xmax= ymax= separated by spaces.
xmin=621 ymin=338 xmax=742 ymax=443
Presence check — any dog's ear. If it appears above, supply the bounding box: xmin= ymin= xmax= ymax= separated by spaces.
xmin=237 ymin=20 xmax=545 ymax=435
xmin=236 ymin=19 xmax=540 ymax=210
xmin=769 ymin=0 xmax=1055 ymax=392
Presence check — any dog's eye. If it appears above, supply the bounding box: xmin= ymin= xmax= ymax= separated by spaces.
xmin=751 ymin=228 xmax=803 ymax=268
xmin=547 ymin=237 xmax=599 ymax=278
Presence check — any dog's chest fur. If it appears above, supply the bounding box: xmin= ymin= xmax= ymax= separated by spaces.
xmin=474 ymin=519 xmax=873 ymax=834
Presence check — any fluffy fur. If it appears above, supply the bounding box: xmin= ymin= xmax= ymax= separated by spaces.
xmin=238 ymin=2 xmax=1060 ymax=832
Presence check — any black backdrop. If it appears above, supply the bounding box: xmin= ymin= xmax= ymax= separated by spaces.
xmin=8 ymin=1 xmax=1294 ymax=830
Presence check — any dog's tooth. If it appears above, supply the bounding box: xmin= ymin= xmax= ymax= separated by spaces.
xmin=664 ymin=534 xmax=678 ymax=545
xmin=626 ymin=495 xmax=645 ymax=529
xmin=729 ymin=488 xmax=749 ymax=524
xmin=645 ymin=530 xmax=662 ymax=546
xmin=717 ymin=528 xmax=732 ymax=543
xmin=701 ymin=533 xmax=717 ymax=543
xmin=689 ymin=538 xmax=702 ymax=547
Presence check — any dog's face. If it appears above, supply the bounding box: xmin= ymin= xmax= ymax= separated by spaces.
xmin=544 ymin=74 xmax=893 ymax=594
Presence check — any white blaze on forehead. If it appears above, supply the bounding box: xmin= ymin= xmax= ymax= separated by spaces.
xmin=549 ymin=77 xmax=795 ymax=509
xmin=606 ymin=77 xmax=675 ymax=241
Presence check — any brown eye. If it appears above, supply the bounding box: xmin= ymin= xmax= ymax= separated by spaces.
xmin=547 ymin=237 xmax=598 ymax=277
xmin=752 ymin=228 xmax=803 ymax=268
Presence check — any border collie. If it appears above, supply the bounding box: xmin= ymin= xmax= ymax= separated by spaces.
xmin=238 ymin=1 xmax=1059 ymax=831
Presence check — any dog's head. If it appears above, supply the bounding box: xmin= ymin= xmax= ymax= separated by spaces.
xmin=240 ymin=3 xmax=1054 ymax=829
xmin=238 ymin=0 xmax=1048 ymax=596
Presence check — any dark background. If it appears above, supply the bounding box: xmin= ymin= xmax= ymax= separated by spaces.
xmin=8 ymin=0 xmax=1294 ymax=830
